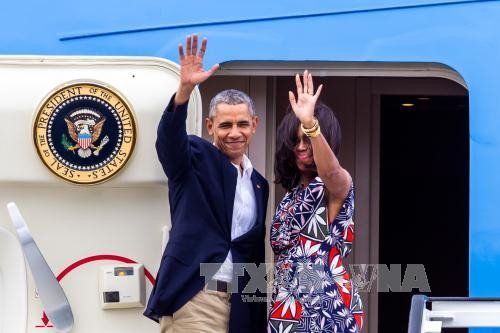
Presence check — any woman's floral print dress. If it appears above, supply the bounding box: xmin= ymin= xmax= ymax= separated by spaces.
xmin=268 ymin=177 xmax=363 ymax=333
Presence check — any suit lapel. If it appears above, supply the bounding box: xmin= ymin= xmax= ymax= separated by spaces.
xmin=222 ymin=160 xmax=237 ymax=239
xmin=251 ymin=171 xmax=265 ymax=227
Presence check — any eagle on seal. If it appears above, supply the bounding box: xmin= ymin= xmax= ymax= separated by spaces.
xmin=64 ymin=108 xmax=107 ymax=158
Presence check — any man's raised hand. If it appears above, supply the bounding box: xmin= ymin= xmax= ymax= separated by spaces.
xmin=175 ymin=34 xmax=219 ymax=104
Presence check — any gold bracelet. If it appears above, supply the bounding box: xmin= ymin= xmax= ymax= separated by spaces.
xmin=301 ymin=117 xmax=318 ymax=133
xmin=305 ymin=125 xmax=321 ymax=137
xmin=301 ymin=117 xmax=320 ymax=137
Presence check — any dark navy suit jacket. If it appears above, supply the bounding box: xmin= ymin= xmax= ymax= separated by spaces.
xmin=144 ymin=95 xmax=269 ymax=332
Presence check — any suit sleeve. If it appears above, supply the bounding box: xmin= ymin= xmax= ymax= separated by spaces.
xmin=256 ymin=179 xmax=269 ymax=332
xmin=155 ymin=94 xmax=192 ymax=182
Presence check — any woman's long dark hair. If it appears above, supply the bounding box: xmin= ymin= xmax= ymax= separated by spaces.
xmin=274 ymin=102 xmax=342 ymax=191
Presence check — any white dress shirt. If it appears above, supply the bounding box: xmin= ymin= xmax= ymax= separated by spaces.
xmin=212 ymin=154 xmax=257 ymax=282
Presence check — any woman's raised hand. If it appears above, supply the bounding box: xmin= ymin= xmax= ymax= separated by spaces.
xmin=288 ymin=70 xmax=323 ymax=128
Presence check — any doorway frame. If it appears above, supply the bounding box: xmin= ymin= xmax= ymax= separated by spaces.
xmin=210 ymin=62 xmax=468 ymax=333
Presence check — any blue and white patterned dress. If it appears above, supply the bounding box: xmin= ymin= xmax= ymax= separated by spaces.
xmin=268 ymin=177 xmax=363 ymax=333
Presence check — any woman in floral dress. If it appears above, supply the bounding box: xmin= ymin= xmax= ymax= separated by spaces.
xmin=268 ymin=71 xmax=363 ymax=333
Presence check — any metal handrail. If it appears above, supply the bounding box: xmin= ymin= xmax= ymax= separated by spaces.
xmin=408 ymin=295 xmax=500 ymax=333
xmin=408 ymin=295 xmax=427 ymax=333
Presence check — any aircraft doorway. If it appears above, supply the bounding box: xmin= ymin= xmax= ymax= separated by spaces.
xmin=199 ymin=66 xmax=469 ymax=333
xmin=379 ymin=94 xmax=469 ymax=333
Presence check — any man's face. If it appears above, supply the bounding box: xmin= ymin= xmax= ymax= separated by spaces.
xmin=206 ymin=103 xmax=258 ymax=165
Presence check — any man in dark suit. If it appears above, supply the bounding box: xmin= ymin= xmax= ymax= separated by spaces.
xmin=144 ymin=34 xmax=269 ymax=333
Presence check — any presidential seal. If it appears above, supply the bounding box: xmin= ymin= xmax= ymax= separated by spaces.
xmin=34 ymin=82 xmax=136 ymax=184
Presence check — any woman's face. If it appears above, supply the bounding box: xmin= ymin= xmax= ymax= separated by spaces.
xmin=294 ymin=127 xmax=314 ymax=173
